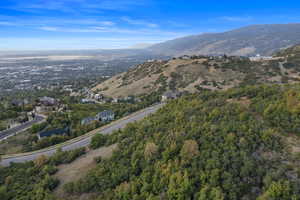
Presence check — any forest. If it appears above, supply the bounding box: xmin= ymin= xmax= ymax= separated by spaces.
xmin=1 ymin=84 xmax=300 ymax=199
xmin=60 ymin=84 xmax=300 ymax=200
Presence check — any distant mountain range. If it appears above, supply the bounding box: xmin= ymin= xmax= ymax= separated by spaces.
xmin=3 ymin=24 xmax=300 ymax=59
xmin=148 ymin=23 xmax=300 ymax=56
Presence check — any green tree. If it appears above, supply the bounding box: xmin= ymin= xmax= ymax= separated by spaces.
xmin=144 ymin=142 xmax=158 ymax=161
xmin=197 ymin=185 xmax=225 ymax=200
xmin=167 ymin=171 xmax=193 ymax=200
xmin=258 ymin=181 xmax=298 ymax=200
xmin=180 ymin=140 xmax=199 ymax=161
xmin=90 ymin=134 xmax=107 ymax=149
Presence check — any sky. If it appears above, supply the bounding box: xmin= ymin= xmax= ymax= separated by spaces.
xmin=0 ymin=0 xmax=299 ymax=50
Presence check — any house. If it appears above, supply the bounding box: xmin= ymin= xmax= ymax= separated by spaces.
xmin=81 ymin=98 xmax=95 ymax=104
xmin=112 ymin=98 xmax=120 ymax=103
xmin=81 ymin=116 xmax=97 ymax=125
xmin=123 ymin=96 xmax=134 ymax=102
xmin=161 ymin=91 xmax=180 ymax=102
xmin=11 ymin=99 xmax=29 ymax=107
xmin=11 ymin=99 xmax=24 ymax=107
xmin=94 ymin=94 xmax=104 ymax=101
xmin=96 ymin=110 xmax=115 ymax=122
xmin=27 ymin=112 xmax=35 ymax=121
xmin=38 ymin=128 xmax=68 ymax=140
xmin=180 ymin=55 xmax=190 ymax=60
xmin=35 ymin=106 xmax=50 ymax=113
xmin=39 ymin=96 xmax=56 ymax=106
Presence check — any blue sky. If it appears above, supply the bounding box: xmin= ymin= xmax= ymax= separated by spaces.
xmin=0 ymin=0 xmax=299 ymax=50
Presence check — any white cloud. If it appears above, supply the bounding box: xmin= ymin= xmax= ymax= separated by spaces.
xmin=39 ymin=26 xmax=59 ymax=31
xmin=98 ymin=21 xmax=115 ymax=26
xmin=9 ymin=0 xmax=151 ymax=13
xmin=0 ymin=21 xmax=17 ymax=26
xmin=0 ymin=16 xmax=117 ymax=28
xmin=38 ymin=25 xmax=182 ymax=37
xmin=220 ymin=16 xmax=253 ymax=22
xmin=121 ymin=17 xmax=158 ymax=28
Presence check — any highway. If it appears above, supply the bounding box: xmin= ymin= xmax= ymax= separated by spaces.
xmin=0 ymin=103 xmax=163 ymax=166
xmin=0 ymin=115 xmax=45 ymax=141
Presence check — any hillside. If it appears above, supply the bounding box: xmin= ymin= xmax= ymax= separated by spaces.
xmin=148 ymin=24 xmax=300 ymax=56
xmin=2 ymin=84 xmax=300 ymax=199
xmin=64 ymin=84 xmax=300 ymax=199
xmin=93 ymin=45 xmax=300 ymax=98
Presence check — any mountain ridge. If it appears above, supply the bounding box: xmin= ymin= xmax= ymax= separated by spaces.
xmin=148 ymin=23 xmax=300 ymax=56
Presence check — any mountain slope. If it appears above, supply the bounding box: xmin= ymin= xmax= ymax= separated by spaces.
xmin=65 ymin=84 xmax=300 ymax=199
xmin=148 ymin=24 xmax=300 ymax=56
xmin=93 ymin=45 xmax=300 ymax=98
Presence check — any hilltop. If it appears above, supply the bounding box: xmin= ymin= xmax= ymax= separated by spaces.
xmin=93 ymin=45 xmax=300 ymax=98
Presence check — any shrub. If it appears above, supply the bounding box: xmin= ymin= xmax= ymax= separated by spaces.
xmin=90 ymin=134 xmax=108 ymax=149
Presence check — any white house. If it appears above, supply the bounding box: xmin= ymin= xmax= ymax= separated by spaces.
xmin=96 ymin=110 xmax=115 ymax=122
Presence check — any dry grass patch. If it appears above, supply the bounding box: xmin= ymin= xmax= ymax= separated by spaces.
xmin=285 ymin=134 xmax=300 ymax=154
xmin=0 ymin=131 xmax=31 ymax=154
xmin=226 ymin=97 xmax=251 ymax=108
xmin=54 ymin=144 xmax=118 ymax=199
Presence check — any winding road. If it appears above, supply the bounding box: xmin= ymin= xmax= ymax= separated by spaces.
xmin=0 ymin=103 xmax=163 ymax=166
xmin=0 ymin=115 xmax=45 ymax=141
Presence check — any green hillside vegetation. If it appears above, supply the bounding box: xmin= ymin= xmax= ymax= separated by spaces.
xmin=0 ymin=147 xmax=86 ymax=200
xmin=63 ymin=84 xmax=300 ymax=200
xmin=2 ymin=84 xmax=300 ymax=199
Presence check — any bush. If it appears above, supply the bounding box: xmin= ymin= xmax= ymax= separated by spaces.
xmin=94 ymin=156 xmax=102 ymax=163
xmin=90 ymin=134 xmax=108 ymax=149
xmin=50 ymin=147 xmax=86 ymax=165
xmin=31 ymin=122 xmax=47 ymax=134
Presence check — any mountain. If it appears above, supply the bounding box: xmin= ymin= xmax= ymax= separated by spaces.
xmin=148 ymin=23 xmax=300 ymax=56
xmin=4 ymin=24 xmax=300 ymax=60
xmin=129 ymin=43 xmax=153 ymax=49
xmin=93 ymin=45 xmax=300 ymax=98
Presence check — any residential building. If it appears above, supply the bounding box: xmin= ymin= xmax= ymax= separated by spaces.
xmin=81 ymin=116 xmax=97 ymax=125
xmin=39 ymin=96 xmax=56 ymax=106
xmin=94 ymin=94 xmax=104 ymax=101
xmin=112 ymin=98 xmax=120 ymax=103
xmin=11 ymin=99 xmax=29 ymax=107
xmin=161 ymin=91 xmax=180 ymax=102
xmin=38 ymin=128 xmax=68 ymax=139
xmin=96 ymin=110 xmax=115 ymax=122
xmin=81 ymin=98 xmax=96 ymax=104
xmin=11 ymin=99 xmax=24 ymax=107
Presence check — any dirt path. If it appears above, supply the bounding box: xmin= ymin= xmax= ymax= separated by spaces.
xmin=279 ymin=61 xmax=288 ymax=75
xmin=54 ymin=144 xmax=118 ymax=199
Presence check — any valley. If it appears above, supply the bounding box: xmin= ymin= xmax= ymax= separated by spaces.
xmin=0 ymin=53 xmax=167 ymax=95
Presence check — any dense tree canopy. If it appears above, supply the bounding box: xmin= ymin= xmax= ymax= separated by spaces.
xmin=2 ymin=84 xmax=300 ymax=199
xmin=62 ymin=84 xmax=300 ymax=199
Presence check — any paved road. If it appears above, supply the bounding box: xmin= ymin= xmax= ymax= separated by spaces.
xmin=1 ymin=104 xmax=163 ymax=166
xmin=0 ymin=115 xmax=45 ymax=141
